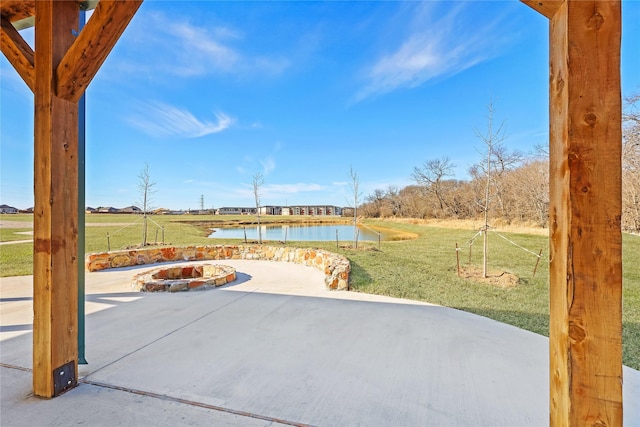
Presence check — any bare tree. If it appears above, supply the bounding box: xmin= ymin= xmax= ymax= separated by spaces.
xmin=137 ymin=163 xmax=156 ymax=247
xmin=623 ymin=92 xmax=640 ymax=232
xmin=412 ymin=156 xmax=456 ymax=217
xmin=348 ymin=166 xmax=361 ymax=248
xmin=253 ymin=172 xmax=264 ymax=243
xmin=385 ymin=185 xmax=402 ymax=217
xmin=473 ymin=102 xmax=507 ymax=278
xmin=364 ymin=189 xmax=386 ymax=218
xmin=504 ymin=159 xmax=549 ymax=226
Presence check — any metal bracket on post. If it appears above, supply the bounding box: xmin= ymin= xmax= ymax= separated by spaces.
xmin=53 ymin=361 xmax=77 ymax=396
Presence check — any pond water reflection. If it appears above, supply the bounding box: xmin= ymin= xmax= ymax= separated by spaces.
xmin=208 ymin=224 xmax=387 ymax=242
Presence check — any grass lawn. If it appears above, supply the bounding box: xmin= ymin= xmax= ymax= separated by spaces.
xmin=0 ymin=214 xmax=638 ymax=370
xmin=0 ymin=228 xmax=33 ymax=242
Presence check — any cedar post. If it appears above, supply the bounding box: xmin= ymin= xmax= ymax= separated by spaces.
xmin=33 ymin=0 xmax=80 ymax=397
xmin=522 ymin=1 xmax=623 ymax=425
xmin=1 ymin=0 xmax=142 ymax=398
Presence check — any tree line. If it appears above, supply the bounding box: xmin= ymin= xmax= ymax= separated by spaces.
xmin=360 ymin=95 xmax=640 ymax=234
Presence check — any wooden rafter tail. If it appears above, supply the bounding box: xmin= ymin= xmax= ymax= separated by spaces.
xmin=0 ymin=15 xmax=35 ymax=92
xmin=521 ymin=0 xmax=565 ymax=19
xmin=56 ymin=0 xmax=143 ymax=103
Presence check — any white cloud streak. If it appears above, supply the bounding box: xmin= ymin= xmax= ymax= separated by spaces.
xmin=129 ymin=102 xmax=234 ymax=138
xmin=260 ymin=156 xmax=276 ymax=175
xmin=356 ymin=3 xmax=509 ymax=101
xmin=132 ymin=13 xmax=289 ymax=79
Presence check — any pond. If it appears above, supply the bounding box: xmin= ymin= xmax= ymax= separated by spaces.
xmin=208 ymin=224 xmax=389 ymax=242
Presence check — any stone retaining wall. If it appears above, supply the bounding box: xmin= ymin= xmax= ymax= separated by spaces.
xmin=86 ymin=245 xmax=350 ymax=290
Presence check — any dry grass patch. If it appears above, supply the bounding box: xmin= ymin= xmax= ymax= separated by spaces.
xmin=379 ymin=217 xmax=549 ymax=236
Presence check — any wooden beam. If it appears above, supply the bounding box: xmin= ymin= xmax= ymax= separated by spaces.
xmin=0 ymin=15 xmax=35 ymax=92
xmin=521 ymin=0 xmax=564 ymax=19
xmin=33 ymin=0 xmax=79 ymax=398
xmin=56 ymin=0 xmax=142 ymax=103
xmin=546 ymin=1 xmax=623 ymax=425
xmin=0 ymin=0 xmax=36 ymax=23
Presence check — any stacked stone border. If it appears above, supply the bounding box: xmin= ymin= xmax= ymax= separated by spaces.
xmin=86 ymin=245 xmax=350 ymax=290
xmin=132 ymin=264 xmax=237 ymax=293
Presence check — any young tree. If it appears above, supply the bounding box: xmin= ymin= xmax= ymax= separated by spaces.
xmin=348 ymin=166 xmax=361 ymax=248
xmin=137 ymin=163 xmax=156 ymax=246
xmin=473 ymin=102 xmax=507 ymax=278
xmin=253 ymin=172 xmax=264 ymax=243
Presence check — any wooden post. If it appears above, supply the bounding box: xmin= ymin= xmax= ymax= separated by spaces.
xmin=522 ymin=1 xmax=623 ymax=425
xmin=532 ymin=248 xmax=543 ymax=278
xmin=0 ymin=0 xmax=143 ymax=398
xmin=33 ymin=0 xmax=80 ymax=397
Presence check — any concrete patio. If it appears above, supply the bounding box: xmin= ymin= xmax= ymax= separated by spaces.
xmin=1 ymin=260 xmax=639 ymax=426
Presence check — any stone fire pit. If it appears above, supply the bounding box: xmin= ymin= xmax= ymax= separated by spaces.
xmin=132 ymin=263 xmax=236 ymax=292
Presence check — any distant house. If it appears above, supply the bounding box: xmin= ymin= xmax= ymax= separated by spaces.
xmin=217 ymin=207 xmax=257 ymax=215
xmin=85 ymin=207 xmax=96 ymax=214
xmin=95 ymin=206 xmax=118 ymax=214
xmin=119 ymin=205 xmax=142 ymax=214
xmin=0 ymin=204 xmax=19 ymax=214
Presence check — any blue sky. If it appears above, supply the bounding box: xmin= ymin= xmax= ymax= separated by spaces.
xmin=2 ymin=1 xmax=639 ymax=211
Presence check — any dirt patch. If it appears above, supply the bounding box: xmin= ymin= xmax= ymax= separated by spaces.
xmin=459 ymin=266 xmax=519 ymax=288
xmin=0 ymin=220 xmax=33 ymax=229
xmin=339 ymin=244 xmax=380 ymax=252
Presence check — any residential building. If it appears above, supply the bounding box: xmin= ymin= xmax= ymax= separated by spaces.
xmin=217 ymin=205 xmax=342 ymax=216
xmin=0 ymin=204 xmax=18 ymax=214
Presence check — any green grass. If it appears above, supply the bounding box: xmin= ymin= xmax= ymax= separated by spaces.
xmin=0 ymin=242 xmax=33 ymax=277
xmin=0 ymin=228 xmax=33 ymax=242
xmin=0 ymin=214 xmax=638 ymax=369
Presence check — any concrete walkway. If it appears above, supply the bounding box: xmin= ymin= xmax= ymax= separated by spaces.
xmin=1 ymin=260 xmax=639 ymax=426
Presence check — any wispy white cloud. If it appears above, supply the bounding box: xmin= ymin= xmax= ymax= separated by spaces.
xmin=129 ymin=102 xmax=234 ymax=138
xmin=128 ymin=12 xmax=289 ymax=79
xmin=260 ymin=156 xmax=276 ymax=175
xmin=355 ymin=3 xmax=510 ymax=101
xmin=164 ymin=18 xmax=240 ymax=76
xmin=235 ymin=142 xmax=283 ymax=176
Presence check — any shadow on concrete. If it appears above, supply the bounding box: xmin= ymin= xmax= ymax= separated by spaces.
xmin=216 ymin=272 xmax=253 ymax=288
xmin=0 ymin=296 xmax=32 ymax=303
xmin=0 ymin=324 xmax=32 ymax=333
